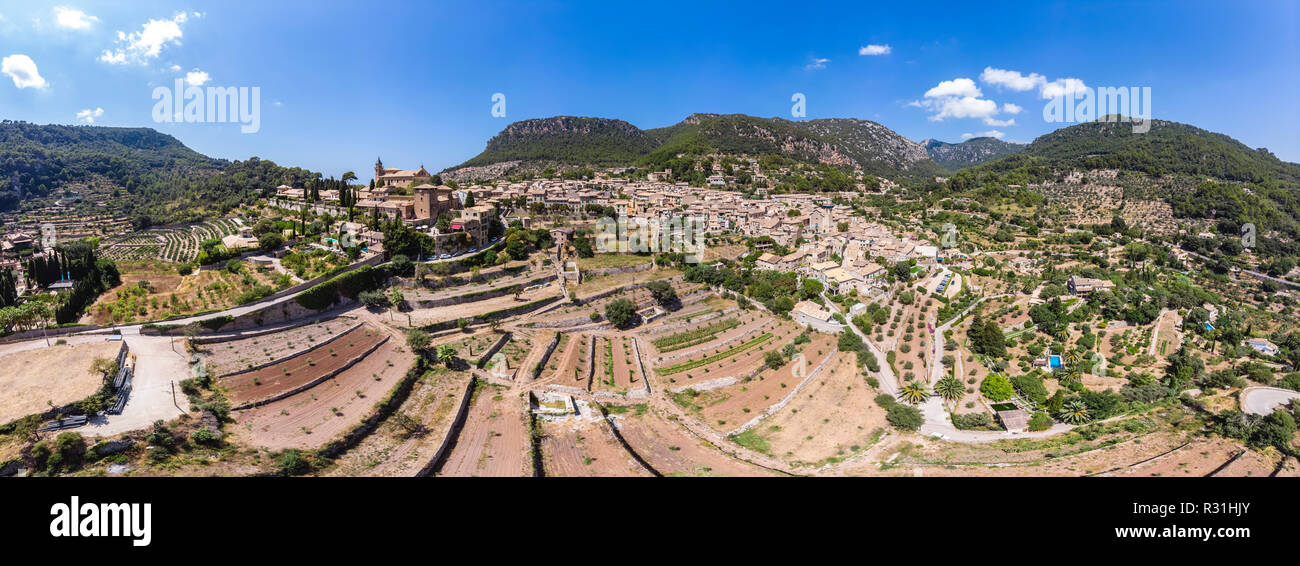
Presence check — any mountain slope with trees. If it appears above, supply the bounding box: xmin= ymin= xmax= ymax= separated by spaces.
xmin=0 ymin=120 xmax=320 ymax=227
xmin=449 ymin=113 xmax=943 ymax=180
xmin=948 ymin=117 xmax=1300 ymax=260
xmin=923 ymin=136 xmax=1026 ymax=170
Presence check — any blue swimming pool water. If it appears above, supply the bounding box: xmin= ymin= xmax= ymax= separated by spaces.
xmin=1049 ymin=355 xmax=1063 ymax=369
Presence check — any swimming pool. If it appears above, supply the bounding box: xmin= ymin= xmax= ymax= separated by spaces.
xmin=1049 ymin=355 xmax=1063 ymax=369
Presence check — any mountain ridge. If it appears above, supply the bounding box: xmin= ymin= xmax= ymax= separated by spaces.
xmin=448 ymin=113 xmax=944 ymax=180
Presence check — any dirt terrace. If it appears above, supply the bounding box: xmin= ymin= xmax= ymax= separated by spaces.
xmin=695 ymin=332 xmax=836 ymax=432
xmin=756 ymin=353 xmax=889 ymax=468
xmin=539 ymin=416 xmax=653 ymax=477
xmin=1117 ymin=437 xmax=1246 ymax=477
xmin=326 ymin=366 xmax=473 ymax=477
xmin=592 ymin=335 xmax=643 ymax=394
xmin=202 ymin=316 xmax=358 ymax=376
xmin=223 ymin=324 xmax=386 ymax=406
xmin=613 ymin=408 xmax=777 ymax=476
xmin=0 ymin=340 xmax=123 ymax=425
xmin=535 ymin=333 xmax=587 ymax=385
xmin=654 ymin=321 xmax=800 ymax=391
xmin=436 ymin=383 xmax=530 ymax=477
xmin=231 ymin=337 xmax=415 ymax=450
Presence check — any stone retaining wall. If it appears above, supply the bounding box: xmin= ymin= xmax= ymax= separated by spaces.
xmin=415 ymin=374 xmax=477 ymax=477
xmin=476 ymin=332 xmax=512 ymax=369
xmin=531 ymin=333 xmax=562 ymax=380
xmin=217 ymin=321 xmax=367 ymax=378
xmin=727 ymin=346 xmax=839 ymax=436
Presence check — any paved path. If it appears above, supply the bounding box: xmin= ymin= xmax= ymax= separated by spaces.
xmin=83 ymin=335 xmax=190 ymax=437
xmin=1240 ymin=386 xmax=1300 ymax=416
xmin=928 ymin=293 xmax=1013 ymax=385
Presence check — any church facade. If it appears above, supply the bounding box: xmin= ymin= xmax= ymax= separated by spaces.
xmin=374 ymin=157 xmax=433 ymax=187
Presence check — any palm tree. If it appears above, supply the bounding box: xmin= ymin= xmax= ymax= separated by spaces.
xmin=436 ymin=344 xmax=457 ymax=368
xmin=1057 ymin=400 xmax=1091 ymax=425
xmin=934 ymin=375 xmax=964 ymax=403
xmin=898 ymin=380 xmax=931 ymax=405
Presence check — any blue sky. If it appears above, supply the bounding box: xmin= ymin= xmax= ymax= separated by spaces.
xmin=1 ymin=0 xmax=1297 ymax=180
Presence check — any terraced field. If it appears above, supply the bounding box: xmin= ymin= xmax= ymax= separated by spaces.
xmin=101 ymin=218 xmax=245 ymax=263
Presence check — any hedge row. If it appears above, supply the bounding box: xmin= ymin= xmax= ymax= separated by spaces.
xmin=295 ymin=265 xmax=388 ymax=311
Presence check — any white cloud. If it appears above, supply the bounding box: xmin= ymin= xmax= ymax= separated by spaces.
xmin=805 ymin=57 xmax=830 ymax=70
xmin=980 ymin=66 xmax=1044 ymax=91
xmin=1 ymin=54 xmax=48 ymax=89
xmin=929 ymin=96 xmax=999 ymax=121
xmin=169 ymin=64 xmax=181 ymax=71
xmin=1040 ymin=77 xmax=1088 ymax=99
xmin=924 ymin=77 xmax=981 ymax=99
xmin=184 ymin=69 xmax=209 ymax=86
xmin=76 ymin=107 xmax=104 ymax=123
xmin=858 ymin=44 xmax=891 ymax=56
xmin=980 ymin=66 xmax=1089 ymax=100
xmin=54 ymin=6 xmax=98 ymax=30
xmin=1002 ymin=103 xmax=1023 ymax=114
xmin=99 ymin=13 xmax=193 ymax=65
xmin=983 ymin=117 xmax=1015 ymax=127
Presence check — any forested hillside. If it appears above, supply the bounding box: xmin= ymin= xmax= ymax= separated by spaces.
xmin=948 ymin=118 xmax=1300 ymax=260
xmin=0 ymin=121 xmax=319 ymax=227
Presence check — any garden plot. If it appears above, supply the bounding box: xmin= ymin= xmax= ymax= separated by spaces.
xmin=1149 ymin=310 xmax=1182 ymax=358
xmin=406 ymin=269 xmax=548 ymax=305
xmin=648 ymin=313 xmax=779 ymax=363
xmin=202 ymin=317 xmax=358 ymax=375
xmin=222 ymin=324 xmax=387 ymax=407
xmin=436 ymin=383 xmax=530 ymax=477
xmin=538 ymin=415 xmax=653 ymax=477
xmin=231 ymin=337 xmax=415 ymax=450
xmin=535 ymin=333 xmax=587 ymax=385
xmin=0 ymin=341 xmax=124 ymax=425
xmin=591 ymin=335 xmax=644 ymax=394
xmin=572 ymin=268 xmax=683 ymax=301
xmin=885 ymin=304 xmax=931 ymax=385
xmin=648 ymin=315 xmax=744 ymax=354
xmin=750 ymin=353 xmax=888 ymax=467
xmin=654 ymin=321 xmax=800 ymax=390
xmin=326 ymin=365 xmax=473 ymax=477
xmin=666 ymin=295 xmax=730 ymax=319
xmin=516 ymin=331 xmax=557 ymax=381
xmin=405 ymin=285 xmax=560 ymax=327
xmin=483 ymin=333 xmax=534 ymax=379
xmin=458 ymin=333 xmax=510 ymax=362
xmin=612 ymin=408 xmax=777 ymax=476
xmin=691 ymin=333 xmax=836 ymax=432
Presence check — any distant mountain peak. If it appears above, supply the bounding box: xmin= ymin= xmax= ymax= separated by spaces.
xmin=924 ymin=136 xmax=1026 ymax=170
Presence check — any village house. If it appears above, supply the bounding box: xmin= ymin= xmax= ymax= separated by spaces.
xmin=1067 ymin=275 xmax=1116 ymax=296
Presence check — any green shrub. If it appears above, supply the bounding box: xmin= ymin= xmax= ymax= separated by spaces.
xmin=885 ymin=404 xmax=924 ymax=431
